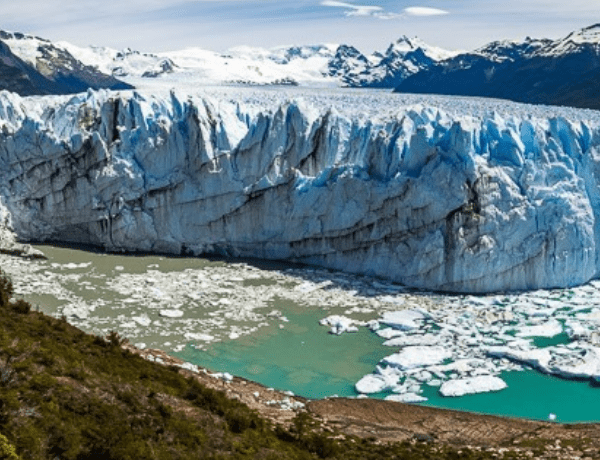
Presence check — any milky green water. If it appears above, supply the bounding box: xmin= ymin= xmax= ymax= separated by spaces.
xmin=4 ymin=245 xmax=600 ymax=423
xmin=179 ymin=307 xmax=600 ymax=423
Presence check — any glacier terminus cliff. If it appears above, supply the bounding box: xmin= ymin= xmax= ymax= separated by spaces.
xmin=1 ymin=87 xmax=600 ymax=293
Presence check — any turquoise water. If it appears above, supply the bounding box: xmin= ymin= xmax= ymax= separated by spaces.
xmin=178 ymin=306 xmax=600 ymax=423
xmin=6 ymin=245 xmax=600 ymax=423
xmin=420 ymin=372 xmax=600 ymax=423
xmin=176 ymin=305 xmax=392 ymax=399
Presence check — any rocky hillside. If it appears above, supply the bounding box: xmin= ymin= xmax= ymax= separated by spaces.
xmin=395 ymin=24 xmax=600 ymax=110
xmin=0 ymin=31 xmax=133 ymax=96
xmin=0 ymin=265 xmax=541 ymax=459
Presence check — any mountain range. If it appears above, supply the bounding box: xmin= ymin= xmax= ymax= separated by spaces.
xmin=395 ymin=24 xmax=600 ymax=110
xmin=0 ymin=30 xmax=458 ymax=92
xmin=0 ymin=25 xmax=600 ymax=109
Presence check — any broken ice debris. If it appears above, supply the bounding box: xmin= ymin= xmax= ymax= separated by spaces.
xmin=319 ymin=315 xmax=360 ymax=335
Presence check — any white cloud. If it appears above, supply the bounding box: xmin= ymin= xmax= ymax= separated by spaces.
xmin=321 ymin=0 xmax=383 ymax=17
xmin=403 ymin=6 xmax=449 ymax=17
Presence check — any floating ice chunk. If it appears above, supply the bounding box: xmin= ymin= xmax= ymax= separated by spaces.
xmin=487 ymin=347 xmax=552 ymax=373
xmin=379 ymin=310 xmax=424 ymax=331
xmin=184 ymin=332 xmax=215 ymax=342
xmin=320 ymin=315 xmax=359 ymax=335
xmin=366 ymin=320 xmax=380 ymax=331
xmin=439 ymin=375 xmax=507 ymax=397
xmin=384 ymin=393 xmax=427 ymax=403
xmin=383 ymin=334 xmax=440 ymax=347
xmin=355 ymin=374 xmax=389 ymax=394
xmin=548 ymin=413 xmax=557 ymax=421
xmin=229 ymin=332 xmax=240 ymax=340
xmin=578 ymin=311 xmax=600 ymax=323
xmin=57 ymin=262 xmax=92 ymax=270
xmin=294 ymin=280 xmax=332 ymax=293
xmin=376 ymin=328 xmax=405 ymax=340
xmin=115 ymin=266 xmax=124 ymax=271
xmin=516 ymin=319 xmax=562 ymax=338
xmin=382 ymin=346 xmax=451 ymax=370
xmin=551 ymin=346 xmax=600 ymax=380
xmin=132 ymin=315 xmax=152 ymax=327
xmin=379 ymin=295 xmax=405 ymax=306
xmin=159 ymin=309 xmax=184 ymax=318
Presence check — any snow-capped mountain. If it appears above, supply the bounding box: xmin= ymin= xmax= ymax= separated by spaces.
xmin=17 ymin=33 xmax=453 ymax=88
xmin=395 ymin=24 xmax=600 ymax=110
xmin=345 ymin=36 xmax=457 ymax=88
xmin=56 ymin=42 xmax=177 ymax=79
xmin=0 ymin=31 xmax=133 ymax=95
xmin=474 ymin=37 xmax=552 ymax=62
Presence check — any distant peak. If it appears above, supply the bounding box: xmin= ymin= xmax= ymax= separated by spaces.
xmin=0 ymin=30 xmax=49 ymax=43
xmin=583 ymin=23 xmax=600 ymax=32
xmin=393 ymin=35 xmax=421 ymax=48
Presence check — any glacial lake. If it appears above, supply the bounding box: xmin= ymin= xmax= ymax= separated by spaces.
xmin=3 ymin=244 xmax=600 ymax=423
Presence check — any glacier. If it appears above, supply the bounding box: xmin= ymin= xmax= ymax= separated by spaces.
xmin=1 ymin=87 xmax=600 ymax=293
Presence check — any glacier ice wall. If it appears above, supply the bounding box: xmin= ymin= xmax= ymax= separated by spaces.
xmin=1 ymin=89 xmax=600 ymax=293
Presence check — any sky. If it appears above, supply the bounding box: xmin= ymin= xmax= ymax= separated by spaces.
xmin=2 ymin=1 xmax=599 ymax=54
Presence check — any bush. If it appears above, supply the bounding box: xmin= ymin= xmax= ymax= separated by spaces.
xmin=10 ymin=300 xmax=30 ymax=315
xmin=0 ymin=272 xmax=12 ymax=308
xmin=0 ymin=433 xmax=19 ymax=460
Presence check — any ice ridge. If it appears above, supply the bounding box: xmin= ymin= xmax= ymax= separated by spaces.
xmin=1 ymin=89 xmax=600 ymax=293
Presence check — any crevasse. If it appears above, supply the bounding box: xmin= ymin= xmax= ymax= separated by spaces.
xmin=1 ymin=89 xmax=599 ymax=293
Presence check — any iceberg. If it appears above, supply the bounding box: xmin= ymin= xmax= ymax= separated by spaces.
xmin=319 ymin=315 xmax=360 ymax=334
xmin=379 ymin=310 xmax=424 ymax=331
xmin=382 ymin=346 xmax=452 ymax=370
xmin=1 ymin=88 xmax=600 ymax=293
xmin=438 ymin=375 xmax=507 ymax=397
xmin=355 ymin=374 xmax=392 ymax=394
xmin=384 ymin=393 xmax=428 ymax=403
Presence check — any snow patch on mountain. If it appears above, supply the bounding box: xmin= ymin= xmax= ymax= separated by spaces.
xmin=39 ymin=36 xmax=455 ymax=88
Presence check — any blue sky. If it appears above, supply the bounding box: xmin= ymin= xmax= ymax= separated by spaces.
xmin=3 ymin=1 xmax=599 ymax=53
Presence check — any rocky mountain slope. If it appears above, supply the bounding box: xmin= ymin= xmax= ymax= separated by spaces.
xmin=395 ymin=24 xmax=600 ymax=110
xmin=0 ymin=31 xmax=133 ymax=96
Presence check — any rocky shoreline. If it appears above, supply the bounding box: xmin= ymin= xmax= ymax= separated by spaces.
xmin=133 ymin=345 xmax=600 ymax=459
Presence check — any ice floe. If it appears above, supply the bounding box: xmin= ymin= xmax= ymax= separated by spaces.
xmin=319 ymin=315 xmax=360 ymax=335
xmin=439 ymin=376 xmax=507 ymax=397
xmin=384 ymin=393 xmax=428 ymax=403
xmin=382 ymin=346 xmax=452 ymax=370
xmin=352 ymin=282 xmax=600 ymax=400
xmin=6 ymin=243 xmax=600 ymax=403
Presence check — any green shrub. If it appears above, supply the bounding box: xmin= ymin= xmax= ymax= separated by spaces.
xmin=0 ymin=433 xmax=19 ymax=460
xmin=10 ymin=300 xmax=29 ymax=315
xmin=0 ymin=272 xmax=12 ymax=308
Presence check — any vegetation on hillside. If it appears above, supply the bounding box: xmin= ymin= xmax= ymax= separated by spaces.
xmin=0 ymin=267 xmax=517 ymax=459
